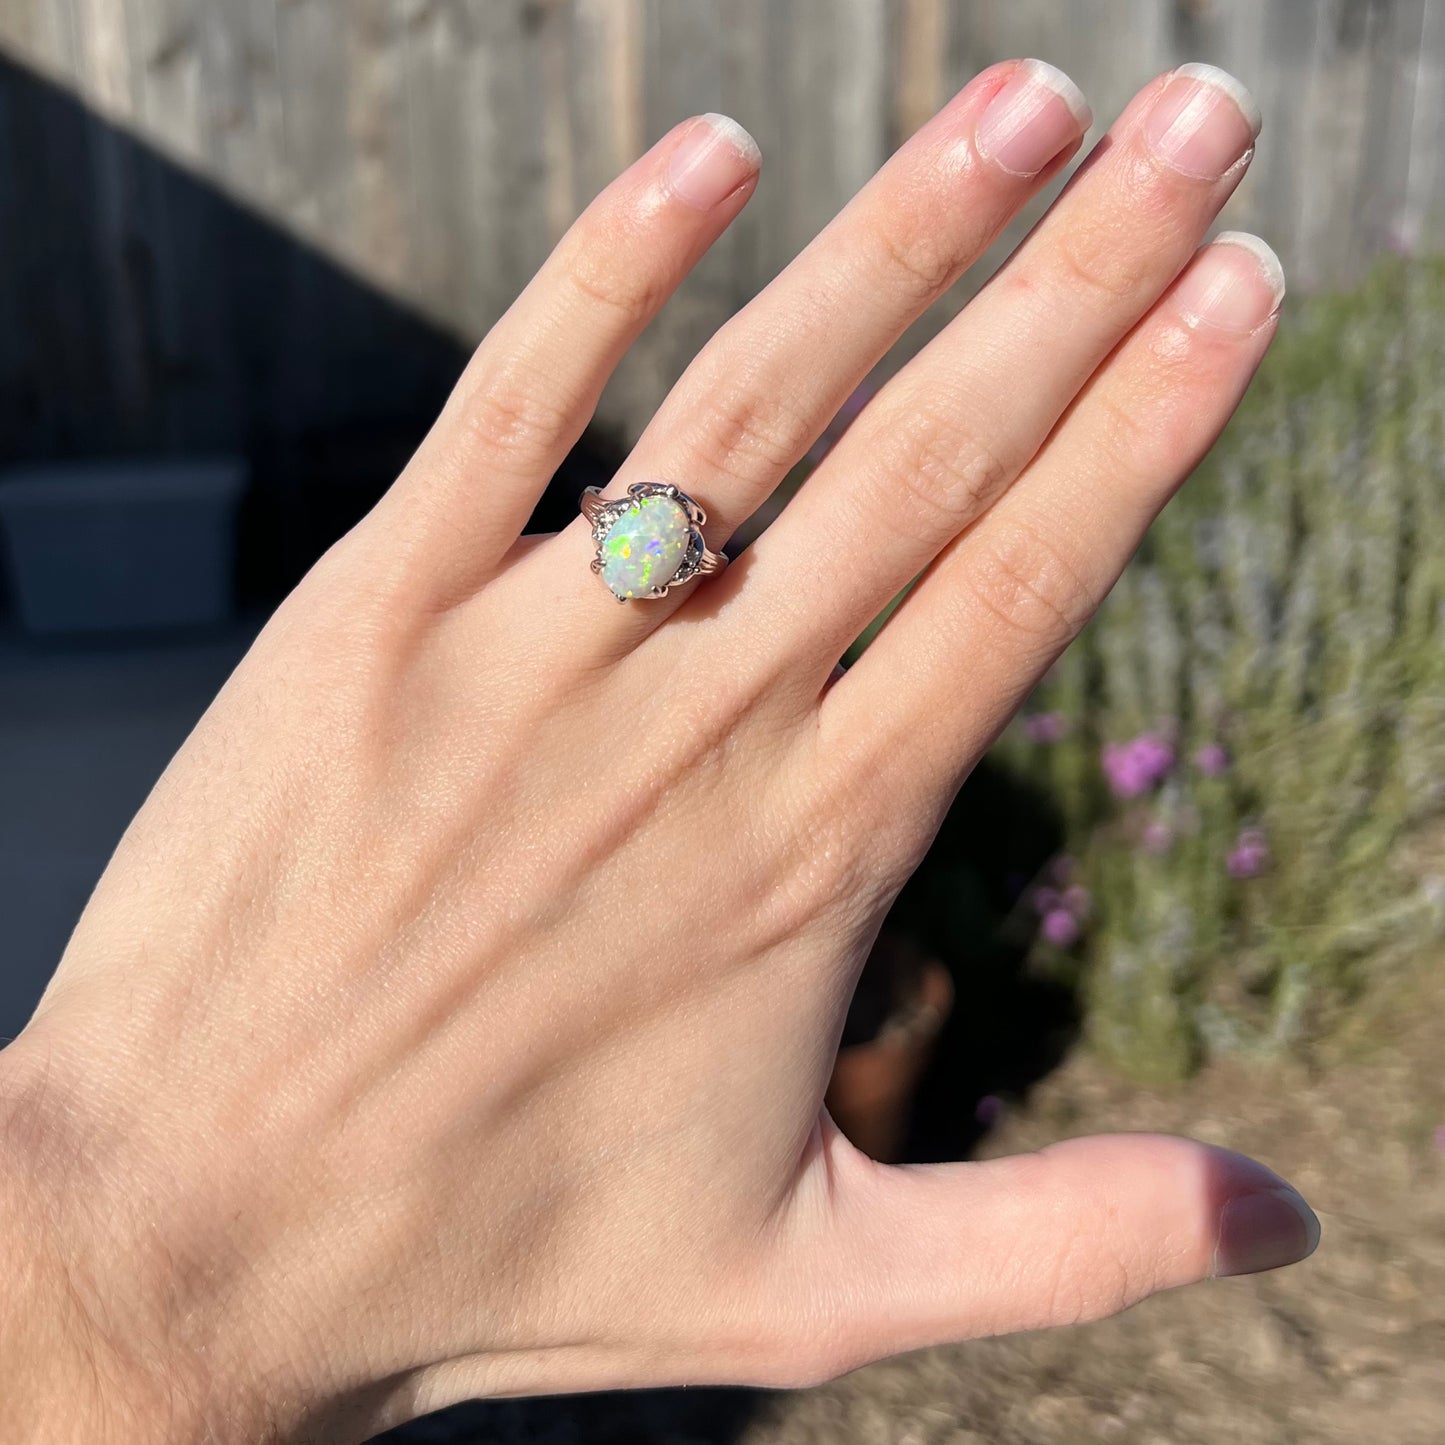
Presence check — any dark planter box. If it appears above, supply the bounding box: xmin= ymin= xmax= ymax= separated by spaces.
xmin=0 ymin=458 xmax=248 ymax=634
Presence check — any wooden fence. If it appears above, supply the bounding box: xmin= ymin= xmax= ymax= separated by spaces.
xmin=1 ymin=0 xmax=1442 ymax=454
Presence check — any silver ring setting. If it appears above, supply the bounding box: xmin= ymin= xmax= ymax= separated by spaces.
xmin=581 ymin=481 xmax=728 ymax=602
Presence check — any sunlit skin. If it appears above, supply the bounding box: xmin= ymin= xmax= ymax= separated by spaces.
xmin=0 ymin=61 xmax=1316 ymax=1445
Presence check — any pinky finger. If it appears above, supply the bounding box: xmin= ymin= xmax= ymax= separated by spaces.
xmin=822 ymin=232 xmax=1284 ymax=814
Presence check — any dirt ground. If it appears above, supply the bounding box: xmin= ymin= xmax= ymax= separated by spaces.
xmin=382 ymin=967 xmax=1445 ymax=1445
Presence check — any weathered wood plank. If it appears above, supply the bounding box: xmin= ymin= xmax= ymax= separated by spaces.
xmin=895 ymin=0 xmax=947 ymax=141
xmin=196 ymin=0 xmax=286 ymax=205
xmin=717 ymin=0 xmax=785 ymax=289
xmin=0 ymin=0 xmax=81 ymax=88
xmin=0 ymin=0 xmax=1442 ymax=450
xmin=1350 ymin=0 xmax=1429 ymax=268
xmin=343 ymin=0 xmax=412 ymax=290
xmin=1407 ymin=0 xmax=1445 ymax=250
xmin=127 ymin=0 xmax=206 ymax=169
xmin=274 ymin=0 xmax=350 ymax=238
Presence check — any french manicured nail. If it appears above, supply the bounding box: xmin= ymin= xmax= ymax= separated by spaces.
xmin=975 ymin=59 xmax=1091 ymax=178
xmin=1144 ymin=63 xmax=1262 ymax=179
xmin=667 ymin=113 xmax=761 ymax=210
xmin=1212 ymin=1184 xmax=1321 ymax=1278
xmin=1176 ymin=232 xmax=1286 ymax=331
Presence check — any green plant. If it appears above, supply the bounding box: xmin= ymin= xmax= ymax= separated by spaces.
xmin=996 ymin=255 xmax=1445 ymax=1083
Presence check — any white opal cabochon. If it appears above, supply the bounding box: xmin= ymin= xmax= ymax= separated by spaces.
xmin=598 ymin=494 xmax=692 ymax=599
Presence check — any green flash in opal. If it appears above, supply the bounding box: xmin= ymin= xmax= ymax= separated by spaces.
xmin=598 ymin=495 xmax=691 ymax=600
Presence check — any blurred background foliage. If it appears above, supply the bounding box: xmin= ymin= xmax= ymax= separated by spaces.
xmin=969 ymin=256 xmax=1445 ymax=1083
xmin=829 ymin=254 xmax=1445 ymax=1089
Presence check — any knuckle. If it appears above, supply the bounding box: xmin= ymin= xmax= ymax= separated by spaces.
xmin=1006 ymin=1145 xmax=1150 ymax=1329
xmin=1096 ymin=328 xmax=1223 ymax=484
xmin=960 ymin=516 xmax=1099 ymax=650
xmin=1090 ymin=386 xmax=1163 ymax=480
xmin=960 ymin=1147 xmax=1168 ymax=1339
xmin=1040 ymin=1210 xmax=1138 ymax=1327
xmin=682 ymin=378 xmax=814 ymax=488
xmin=1049 ymin=218 xmax=1159 ymax=309
xmin=864 ymin=212 xmax=962 ymax=305
xmin=458 ymin=373 xmax=574 ymax=469
xmin=1040 ymin=1228 xmax=1091 ymax=1327
xmin=561 ymin=243 xmax=666 ymax=325
xmin=866 ymin=404 xmax=1013 ymax=536
xmin=1045 ymin=1226 xmax=1142 ymax=1328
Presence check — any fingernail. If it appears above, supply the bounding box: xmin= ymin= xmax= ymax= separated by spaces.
xmin=1175 ymin=232 xmax=1286 ymax=331
xmin=975 ymin=59 xmax=1091 ymax=178
xmin=1212 ymin=1185 xmax=1321 ymax=1278
xmin=666 ymin=113 xmax=761 ymax=210
xmin=1144 ymin=63 xmax=1261 ymax=179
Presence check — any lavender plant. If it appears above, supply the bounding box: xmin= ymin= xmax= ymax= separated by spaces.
xmin=999 ymin=256 xmax=1445 ymax=1083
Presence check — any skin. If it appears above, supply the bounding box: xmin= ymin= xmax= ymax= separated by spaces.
xmin=0 ymin=63 xmax=1316 ymax=1445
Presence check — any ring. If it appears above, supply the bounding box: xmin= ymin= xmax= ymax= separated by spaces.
xmin=580 ymin=482 xmax=728 ymax=602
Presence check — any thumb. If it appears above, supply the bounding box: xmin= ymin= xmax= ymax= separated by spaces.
xmin=779 ymin=1129 xmax=1320 ymax=1381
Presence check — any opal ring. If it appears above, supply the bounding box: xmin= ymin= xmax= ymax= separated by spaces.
xmin=581 ymin=482 xmax=728 ymax=601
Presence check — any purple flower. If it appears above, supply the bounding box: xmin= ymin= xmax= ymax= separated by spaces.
xmin=1102 ymin=742 xmax=1148 ymax=797
xmin=1195 ymin=742 xmax=1230 ymax=777
xmin=1048 ymin=855 xmax=1078 ymax=886
xmin=1030 ymin=885 xmax=1062 ymax=916
xmin=1140 ymin=817 xmax=1174 ymax=854
xmin=1023 ymin=711 xmax=1069 ymax=744
xmin=1041 ymin=907 xmax=1082 ymax=948
xmin=975 ymin=1094 xmax=1004 ymax=1127
xmin=1102 ymin=733 xmax=1177 ymax=798
xmin=1062 ymin=884 xmax=1092 ymax=919
xmin=1227 ymin=827 xmax=1270 ymax=879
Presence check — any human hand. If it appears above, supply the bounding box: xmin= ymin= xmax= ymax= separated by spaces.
xmin=0 ymin=60 xmax=1318 ymax=1444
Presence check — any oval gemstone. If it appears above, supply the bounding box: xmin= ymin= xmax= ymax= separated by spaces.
xmin=598 ymin=494 xmax=691 ymax=600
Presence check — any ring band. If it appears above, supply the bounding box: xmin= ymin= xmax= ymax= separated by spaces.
xmin=581 ymin=482 xmax=728 ymax=602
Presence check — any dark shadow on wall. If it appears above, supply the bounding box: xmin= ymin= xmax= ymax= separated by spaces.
xmin=0 ymin=50 xmax=613 ymax=609
xmin=0 ymin=53 xmax=1080 ymax=1445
